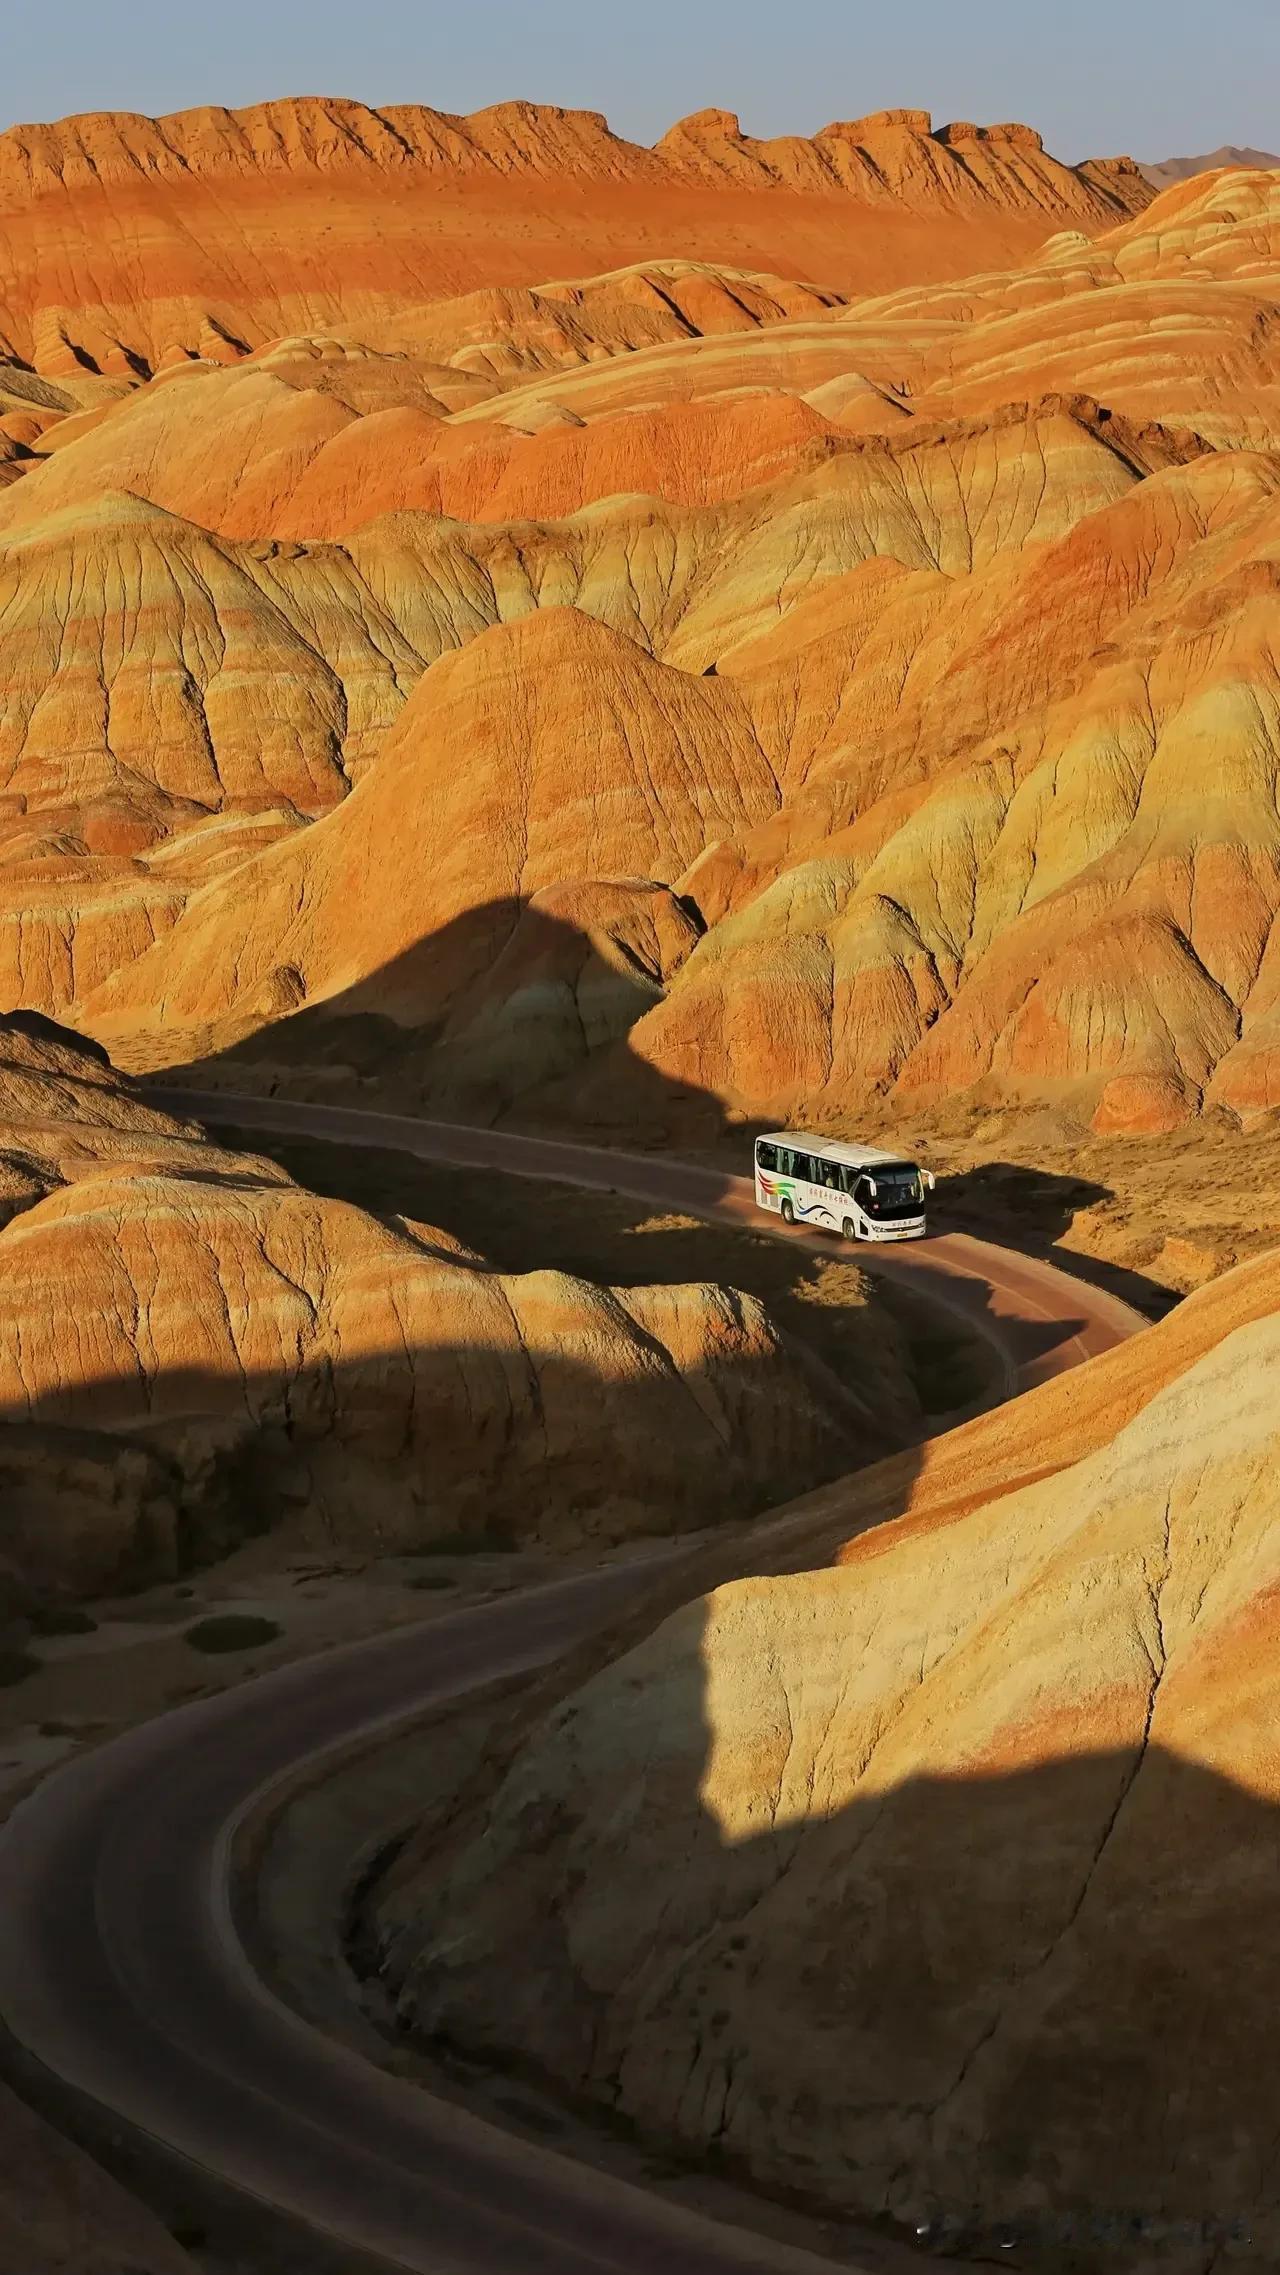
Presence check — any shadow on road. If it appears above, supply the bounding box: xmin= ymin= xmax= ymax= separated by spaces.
xmin=934 ymin=1160 xmax=1178 ymax=1319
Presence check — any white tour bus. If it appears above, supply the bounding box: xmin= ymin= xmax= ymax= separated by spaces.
xmin=754 ymin=1132 xmax=935 ymax=1242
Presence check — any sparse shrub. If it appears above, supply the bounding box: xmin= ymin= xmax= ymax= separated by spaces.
xmin=183 ymin=1613 xmax=282 ymax=1654
xmin=0 ymin=1649 xmax=39 ymax=1687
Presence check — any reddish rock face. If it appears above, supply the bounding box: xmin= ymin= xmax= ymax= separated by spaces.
xmin=0 ymin=96 xmax=1148 ymax=378
xmin=0 ymin=115 xmax=1276 ymax=1132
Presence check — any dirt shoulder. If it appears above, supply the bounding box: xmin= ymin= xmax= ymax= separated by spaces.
xmin=899 ymin=1103 xmax=1280 ymax=1310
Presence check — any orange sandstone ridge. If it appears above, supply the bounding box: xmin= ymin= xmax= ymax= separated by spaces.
xmin=0 ymin=146 xmax=1278 ymax=1135
xmin=0 ymin=97 xmax=1149 ymax=377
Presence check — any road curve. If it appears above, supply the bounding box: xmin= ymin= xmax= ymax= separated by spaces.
xmin=150 ymin=1087 xmax=1149 ymax=1407
xmin=0 ymin=1096 xmax=1149 ymax=2274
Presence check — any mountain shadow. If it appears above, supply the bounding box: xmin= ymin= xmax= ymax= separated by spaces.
xmin=145 ymin=894 xmax=1172 ymax=1347
xmin=935 ymin=1161 xmax=1180 ymax=1319
xmin=0 ymin=957 xmax=944 ymax=1610
xmin=158 ymin=888 xmax=727 ymax=1148
xmin=142 ymin=894 xmax=1048 ymax=1423
xmin=367 ymin=1580 xmax=1276 ymax=2272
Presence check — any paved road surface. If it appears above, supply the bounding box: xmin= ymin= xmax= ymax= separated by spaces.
xmin=0 ymin=1096 xmax=1149 ymax=2273
xmin=150 ymin=1089 xmax=1149 ymax=1407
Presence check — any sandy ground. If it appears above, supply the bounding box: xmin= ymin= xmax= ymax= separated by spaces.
xmin=0 ymin=1526 xmax=704 ymax=1820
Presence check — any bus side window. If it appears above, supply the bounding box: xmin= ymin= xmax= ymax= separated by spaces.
xmin=792 ymin=1153 xmax=811 ymax=1182
xmin=757 ymin=1143 xmax=777 ymax=1172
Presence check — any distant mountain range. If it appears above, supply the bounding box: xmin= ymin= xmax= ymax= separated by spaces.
xmin=1142 ymin=144 xmax=1280 ymax=187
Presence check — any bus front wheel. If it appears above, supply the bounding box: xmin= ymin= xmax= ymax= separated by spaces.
xmin=780 ymin=1198 xmax=795 ymax=1226
xmin=842 ymin=1217 xmax=858 ymax=1242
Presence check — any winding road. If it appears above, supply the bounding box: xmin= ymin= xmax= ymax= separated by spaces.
xmin=151 ymin=1089 xmax=1145 ymax=1405
xmin=0 ymin=1096 xmax=1148 ymax=2274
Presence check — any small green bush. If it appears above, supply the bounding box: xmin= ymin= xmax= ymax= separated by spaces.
xmin=183 ymin=1613 xmax=282 ymax=1655
xmin=408 ymin=1573 xmax=458 ymax=1591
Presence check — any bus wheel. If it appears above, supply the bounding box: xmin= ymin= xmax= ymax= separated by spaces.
xmin=780 ymin=1198 xmax=795 ymax=1226
xmin=842 ymin=1217 xmax=857 ymax=1242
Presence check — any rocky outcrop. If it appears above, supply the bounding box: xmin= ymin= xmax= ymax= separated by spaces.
xmin=822 ymin=168 xmax=1280 ymax=452
xmin=80 ymin=607 xmax=779 ymax=1064
xmin=0 ymin=1013 xmax=910 ymax=1612
xmin=0 ymin=1156 xmax=886 ymax=1605
xmin=0 ymin=1007 xmax=180 ymax=1132
xmin=375 ymin=1249 xmax=1280 ymax=2257
xmin=0 ymin=1007 xmax=257 ymax=1210
xmin=3 ymin=168 xmax=1280 ymax=1129
xmin=0 ymin=1014 xmax=278 ymax=1614
xmin=595 ymin=439 xmax=1280 ymax=1136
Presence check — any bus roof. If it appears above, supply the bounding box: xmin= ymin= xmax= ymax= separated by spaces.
xmin=756 ymin=1132 xmax=916 ymax=1170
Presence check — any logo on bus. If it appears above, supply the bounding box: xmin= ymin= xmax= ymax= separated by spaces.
xmin=757 ymin=1171 xmax=838 ymax=1225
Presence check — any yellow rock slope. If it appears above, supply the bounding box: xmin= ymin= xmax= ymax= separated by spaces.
xmin=377 ymin=1247 xmax=1280 ymax=2256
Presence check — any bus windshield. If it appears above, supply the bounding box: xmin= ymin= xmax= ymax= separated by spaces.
xmin=858 ymin=1165 xmax=923 ymax=1217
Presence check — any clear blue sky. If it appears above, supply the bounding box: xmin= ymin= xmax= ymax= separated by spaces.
xmin=3 ymin=0 xmax=1275 ymax=164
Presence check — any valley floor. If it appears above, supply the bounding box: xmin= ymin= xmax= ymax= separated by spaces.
xmin=0 ymin=1146 xmax=946 ymax=1814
